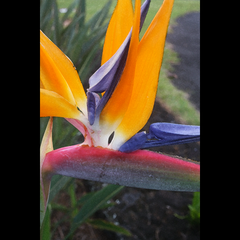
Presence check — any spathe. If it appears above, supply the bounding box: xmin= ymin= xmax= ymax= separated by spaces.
xmin=42 ymin=144 xmax=200 ymax=192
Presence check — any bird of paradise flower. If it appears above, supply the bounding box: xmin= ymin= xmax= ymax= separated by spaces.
xmin=40 ymin=0 xmax=200 ymax=220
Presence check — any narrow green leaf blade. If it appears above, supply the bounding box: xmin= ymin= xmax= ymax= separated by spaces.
xmin=48 ymin=175 xmax=72 ymax=202
xmin=40 ymin=206 xmax=51 ymax=239
xmin=69 ymin=184 xmax=124 ymax=237
xmin=87 ymin=219 xmax=132 ymax=236
xmin=68 ymin=181 xmax=78 ymax=217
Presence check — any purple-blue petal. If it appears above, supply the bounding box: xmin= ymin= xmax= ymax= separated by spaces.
xmin=88 ymin=31 xmax=132 ymax=93
xmin=149 ymin=123 xmax=200 ymax=140
xmin=94 ymin=43 xmax=130 ymax=120
xmin=119 ymin=132 xmax=147 ymax=153
xmin=144 ymin=123 xmax=200 ymax=148
xmin=87 ymin=92 xmax=101 ymax=125
xmin=119 ymin=123 xmax=200 ymax=152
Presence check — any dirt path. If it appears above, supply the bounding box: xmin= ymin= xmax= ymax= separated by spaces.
xmin=166 ymin=12 xmax=200 ymax=111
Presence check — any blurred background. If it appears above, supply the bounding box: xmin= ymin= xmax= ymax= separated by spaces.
xmin=40 ymin=0 xmax=200 ymax=239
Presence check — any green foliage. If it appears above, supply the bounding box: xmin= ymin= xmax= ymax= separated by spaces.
xmin=69 ymin=184 xmax=124 ymax=236
xmin=188 ymin=191 xmax=200 ymax=225
xmin=49 ymin=184 xmax=125 ymax=239
xmin=49 ymin=175 xmax=73 ymax=202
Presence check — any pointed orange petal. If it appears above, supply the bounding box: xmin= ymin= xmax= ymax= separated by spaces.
xmin=99 ymin=0 xmax=141 ymax=133
xmin=101 ymin=0 xmax=133 ymax=65
xmin=40 ymin=89 xmax=80 ymax=119
xmin=40 ymin=44 xmax=76 ymax=105
xmin=112 ymin=0 xmax=174 ymax=149
xmin=40 ymin=30 xmax=87 ymax=113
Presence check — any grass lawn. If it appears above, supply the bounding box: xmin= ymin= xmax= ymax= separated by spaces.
xmin=56 ymin=0 xmax=200 ymax=125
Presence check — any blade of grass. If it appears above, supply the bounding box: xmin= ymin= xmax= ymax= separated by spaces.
xmin=87 ymin=219 xmax=132 ymax=236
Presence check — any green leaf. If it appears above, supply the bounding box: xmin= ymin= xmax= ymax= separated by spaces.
xmin=40 ymin=206 xmax=51 ymax=240
xmin=40 ymin=0 xmax=54 ymax=30
xmin=188 ymin=191 xmax=200 ymax=224
xmin=66 ymin=184 xmax=124 ymax=238
xmin=40 ymin=183 xmax=46 ymax=228
xmin=78 ymin=43 xmax=100 ymax=80
xmin=175 ymin=191 xmax=200 ymax=223
xmin=87 ymin=219 xmax=132 ymax=236
xmin=51 ymin=202 xmax=70 ymax=212
xmin=192 ymin=191 xmax=200 ymax=209
xmin=68 ymin=181 xmax=78 ymax=217
xmin=86 ymin=0 xmax=111 ymax=31
xmin=76 ymin=191 xmax=96 ymax=206
xmin=52 ymin=0 xmax=61 ymax=46
xmin=74 ymin=0 xmax=86 ymax=29
xmin=61 ymin=0 xmax=82 ymax=24
xmin=48 ymin=175 xmax=72 ymax=202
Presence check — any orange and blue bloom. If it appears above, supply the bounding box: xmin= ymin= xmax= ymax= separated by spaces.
xmin=40 ymin=0 xmax=200 ymax=213
xmin=40 ymin=0 xmax=199 ymax=152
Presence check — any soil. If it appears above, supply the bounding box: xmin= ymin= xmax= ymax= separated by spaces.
xmin=50 ymin=12 xmax=200 ymax=240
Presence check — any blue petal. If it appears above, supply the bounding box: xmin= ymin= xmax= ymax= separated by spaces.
xmin=145 ymin=123 xmax=200 ymax=148
xmin=149 ymin=123 xmax=200 ymax=140
xmin=119 ymin=132 xmax=147 ymax=153
xmin=94 ymin=44 xmax=130 ymax=120
xmin=88 ymin=31 xmax=132 ymax=93
xmin=87 ymin=92 xmax=100 ymax=125
xmin=119 ymin=123 xmax=200 ymax=152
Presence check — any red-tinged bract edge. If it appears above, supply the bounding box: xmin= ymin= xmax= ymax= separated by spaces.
xmin=42 ymin=145 xmax=199 ymax=192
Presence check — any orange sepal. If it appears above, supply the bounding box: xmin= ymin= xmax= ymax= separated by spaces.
xmin=40 ymin=44 xmax=76 ymax=106
xmin=40 ymin=89 xmax=80 ymax=119
xmin=40 ymin=30 xmax=87 ymax=113
xmin=101 ymin=0 xmax=134 ymax=65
